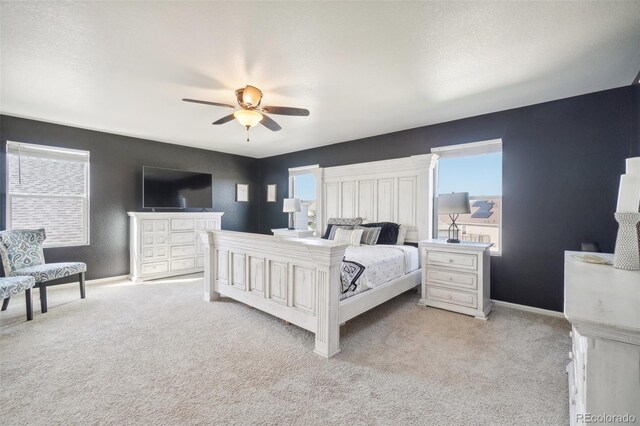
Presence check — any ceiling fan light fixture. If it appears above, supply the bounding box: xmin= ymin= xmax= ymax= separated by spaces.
xmin=234 ymin=109 xmax=263 ymax=128
xmin=242 ymin=85 xmax=263 ymax=107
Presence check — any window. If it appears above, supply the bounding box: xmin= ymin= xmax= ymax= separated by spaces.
xmin=288 ymin=165 xmax=319 ymax=232
xmin=433 ymin=140 xmax=502 ymax=255
xmin=6 ymin=141 xmax=90 ymax=247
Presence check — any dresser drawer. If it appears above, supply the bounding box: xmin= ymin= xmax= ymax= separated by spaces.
xmin=171 ymin=218 xmax=195 ymax=231
xmin=171 ymin=257 xmax=196 ymax=271
xmin=427 ymin=250 xmax=477 ymax=271
xmin=427 ymin=286 xmax=477 ymax=309
xmin=141 ymin=219 xmax=168 ymax=234
xmin=171 ymin=244 xmax=196 ymax=258
xmin=141 ymin=246 xmax=168 ymax=261
xmin=170 ymin=232 xmax=195 ymax=245
xmin=197 ymin=219 xmax=219 ymax=230
xmin=426 ymin=268 xmax=477 ymax=291
xmin=142 ymin=233 xmax=167 ymax=246
xmin=141 ymin=261 xmax=168 ymax=275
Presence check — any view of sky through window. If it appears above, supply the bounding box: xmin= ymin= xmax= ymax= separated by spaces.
xmin=438 ymin=153 xmax=502 ymax=196
xmin=294 ymin=173 xmax=316 ymax=200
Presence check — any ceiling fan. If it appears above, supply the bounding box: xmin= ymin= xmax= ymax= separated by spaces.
xmin=183 ymin=85 xmax=310 ymax=142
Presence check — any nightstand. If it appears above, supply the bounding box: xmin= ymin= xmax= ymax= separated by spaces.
xmin=418 ymin=239 xmax=492 ymax=320
xmin=271 ymin=228 xmax=315 ymax=238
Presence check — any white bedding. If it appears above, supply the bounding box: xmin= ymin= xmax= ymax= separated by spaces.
xmin=340 ymin=245 xmax=420 ymax=300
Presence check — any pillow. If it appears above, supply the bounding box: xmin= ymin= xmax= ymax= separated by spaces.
xmin=356 ymin=226 xmax=381 ymax=245
xmin=321 ymin=217 xmax=364 ymax=239
xmin=327 ymin=225 xmax=355 ymax=240
xmin=332 ymin=227 xmax=363 ymax=246
xmin=395 ymin=225 xmax=408 ymax=245
xmin=361 ymin=222 xmax=400 ymax=245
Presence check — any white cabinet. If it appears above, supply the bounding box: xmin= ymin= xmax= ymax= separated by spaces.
xmin=564 ymin=252 xmax=640 ymax=425
xmin=128 ymin=212 xmax=223 ymax=281
xmin=418 ymin=239 xmax=492 ymax=320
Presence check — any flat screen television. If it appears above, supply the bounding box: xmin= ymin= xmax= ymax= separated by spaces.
xmin=143 ymin=166 xmax=213 ymax=209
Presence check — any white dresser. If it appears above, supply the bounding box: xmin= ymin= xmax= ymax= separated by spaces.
xmin=564 ymin=252 xmax=640 ymax=425
xmin=128 ymin=212 xmax=223 ymax=282
xmin=418 ymin=239 xmax=492 ymax=320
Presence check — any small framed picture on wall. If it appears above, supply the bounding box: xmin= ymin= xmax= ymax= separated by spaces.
xmin=236 ymin=183 xmax=249 ymax=202
xmin=266 ymin=184 xmax=277 ymax=203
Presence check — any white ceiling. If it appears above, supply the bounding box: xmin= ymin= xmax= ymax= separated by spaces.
xmin=1 ymin=2 xmax=639 ymax=158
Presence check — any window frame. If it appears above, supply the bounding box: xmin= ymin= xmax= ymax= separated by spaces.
xmin=432 ymin=139 xmax=503 ymax=256
xmin=6 ymin=141 xmax=91 ymax=248
xmin=288 ymin=164 xmax=321 ymax=234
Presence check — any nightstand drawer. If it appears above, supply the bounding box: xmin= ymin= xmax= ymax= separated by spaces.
xmin=427 ymin=286 xmax=477 ymax=309
xmin=426 ymin=269 xmax=477 ymax=291
xmin=427 ymin=251 xmax=477 ymax=271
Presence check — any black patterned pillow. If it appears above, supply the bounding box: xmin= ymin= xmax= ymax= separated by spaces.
xmin=321 ymin=217 xmax=363 ymax=239
xmin=356 ymin=226 xmax=381 ymax=245
xmin=361 ymin=222 xmax=400 ymax=245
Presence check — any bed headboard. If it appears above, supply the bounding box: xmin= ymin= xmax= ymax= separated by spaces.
xmin=316 ymin=154 xmax=438 ymax=243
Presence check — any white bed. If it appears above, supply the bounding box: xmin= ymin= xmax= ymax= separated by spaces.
xmin=200 ymin=154 xmax=438 ymax=357
xmin=340 ymin=245 xmax=420 ymax=300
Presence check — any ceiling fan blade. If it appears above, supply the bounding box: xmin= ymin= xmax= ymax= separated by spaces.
xmin=183 ymin=98 xmax=236 ymax=109
xmin=260 ymin=114 xmax=282 ymax=131
xmin=212 ymin=114 xmax=236 ymax=125
xmin=261 ymin=106 xmax=310 ymax=116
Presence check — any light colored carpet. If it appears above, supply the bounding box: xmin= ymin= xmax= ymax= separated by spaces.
xmin=1 ymin=275 xmax=570 ymax=425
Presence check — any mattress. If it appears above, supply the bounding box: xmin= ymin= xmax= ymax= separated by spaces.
xmin=340 ymin=244 xmax=420 ymax=300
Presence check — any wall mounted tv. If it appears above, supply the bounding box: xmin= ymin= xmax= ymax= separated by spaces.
xmin=143 ymin=166 xmax=213 ymax=209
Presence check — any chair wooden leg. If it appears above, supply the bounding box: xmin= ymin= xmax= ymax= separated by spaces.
xmin=25 ymin=288 xmax=33 ymax=321
xmin=79 ymin=272 xmax=86 ymax=299
xmin=39 ymin=283 xmax=48 ymax=313
xmin=1 ymin=297 xmax=9 ymax=311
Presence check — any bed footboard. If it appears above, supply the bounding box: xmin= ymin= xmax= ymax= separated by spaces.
xmin=199 ymin=231 xmax=347 ymax=357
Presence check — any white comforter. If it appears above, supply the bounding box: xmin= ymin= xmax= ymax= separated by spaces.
xmin=340 ymin=245 xmax=420 ymax=300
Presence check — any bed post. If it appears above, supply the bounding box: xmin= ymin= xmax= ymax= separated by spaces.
xmin=309 ymin=244 xmax=346 ymax=358
xmin=199 ymin=231 xmax=220 ymax=301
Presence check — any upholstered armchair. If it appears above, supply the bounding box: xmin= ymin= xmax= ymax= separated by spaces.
xmin=1 ymin=276 xmax=36 ymax=320
xmin=0 ymin=229 xmax=86 ymax=313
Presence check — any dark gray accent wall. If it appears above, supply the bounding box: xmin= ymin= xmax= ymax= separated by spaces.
xmin=0 ymin=115 xmax=260 ymax=280
xmin=257 ymin=85 xmax=639 ymax=312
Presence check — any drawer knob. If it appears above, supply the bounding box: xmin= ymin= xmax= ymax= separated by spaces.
xmin=448 ymin=277 xmax=453 ymax=281
xmin=448 ymin=295 xmax=453 ymax=300
xmin=448 ymin=259 xmax=454 ymax=262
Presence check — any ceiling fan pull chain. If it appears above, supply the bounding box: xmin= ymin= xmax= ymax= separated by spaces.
xmin=246 ymin=126 xmax=250 ymax=142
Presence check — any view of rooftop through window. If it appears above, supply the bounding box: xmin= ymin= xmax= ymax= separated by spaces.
xmin=292 ymin=173 xmax=317 ymax=230
xmin=437 ymin=152 xmax=502 ymax=253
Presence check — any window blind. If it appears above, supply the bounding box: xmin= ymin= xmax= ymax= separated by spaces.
xmin=6 ymin=141 xmax=90 ymax=247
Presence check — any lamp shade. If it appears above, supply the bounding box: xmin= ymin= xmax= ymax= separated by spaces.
xmin=234 ymin=109 xmax=263 ymax=128
xmin=438 ymin=192 xmax=471 ymax=214
xmin=283 ymin=198 xmax=301 ymax=213
xmin=242 ymin=85 xmax=263 ymax=107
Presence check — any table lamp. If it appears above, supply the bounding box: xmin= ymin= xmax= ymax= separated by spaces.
xmin=438 ymin=192 xmax=471 ymax=243
xmin=283 ymin=198 xmax=301 ymax=230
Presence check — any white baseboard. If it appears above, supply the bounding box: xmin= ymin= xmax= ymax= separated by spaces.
xmin=491 ymin=299 xmax=565 ymax=318
xmin=86 ymin=275 xmax=129 ymax=285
